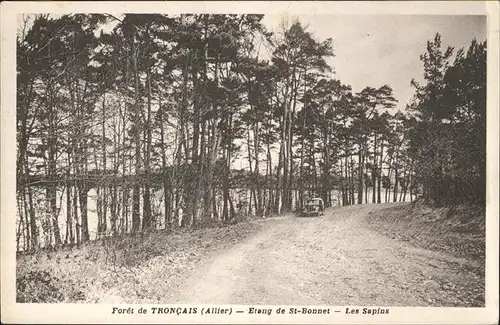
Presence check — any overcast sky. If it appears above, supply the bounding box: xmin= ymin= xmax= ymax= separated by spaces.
xmin=261 ymin=15 xmax=486 ymax=110
xmin=95 ymin=14 xmax=486 ymax=110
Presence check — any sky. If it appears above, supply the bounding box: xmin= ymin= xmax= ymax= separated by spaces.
xmin=261 ymin=15 xmax=486 ymax=110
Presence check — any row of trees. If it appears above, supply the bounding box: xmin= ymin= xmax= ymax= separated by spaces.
xmin=16 ymin=14 xmax=486 ymax=252
xmin=407 ymin=34 xmax=486 ymax=205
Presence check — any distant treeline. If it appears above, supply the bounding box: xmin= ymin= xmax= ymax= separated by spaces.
xmin=16 ymin=14 xmax=486 ymax=251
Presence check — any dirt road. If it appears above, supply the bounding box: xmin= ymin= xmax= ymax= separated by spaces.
xmin=163 ymin=203 xmax=483 ymax=307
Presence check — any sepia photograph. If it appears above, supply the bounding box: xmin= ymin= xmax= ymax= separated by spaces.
xmin=1 ymin=1 xmax=499 ymax=324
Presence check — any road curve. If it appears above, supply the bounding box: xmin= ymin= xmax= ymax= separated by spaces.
xmin=164 ymin=203 xmax=483 ymax=307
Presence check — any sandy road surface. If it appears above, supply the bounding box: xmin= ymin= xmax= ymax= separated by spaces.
xmin=164 ymin=203 xmax=484 ymax=306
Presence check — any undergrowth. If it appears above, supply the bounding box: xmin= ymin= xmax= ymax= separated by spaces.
xmin=365 ymin=201 xmax=485 ymax=261
xmin=16 ymin=217 xmax=267 ymax=303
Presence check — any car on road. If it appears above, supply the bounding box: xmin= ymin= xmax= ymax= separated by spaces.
xmin=300 ymin=197 xmax=325 ymax=217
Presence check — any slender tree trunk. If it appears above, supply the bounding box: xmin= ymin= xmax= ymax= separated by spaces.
xmin=372 ymin=133 xmax=377 ymax=204
xmin=73 ymin=179 xmax=80 ymax=246
xmin=385 ymin=154 xmax=393 ymax=203
xmin=66 ymin=181 xmax=73 ymax=245
xmin=311 ymin=150 xmax=318 ymax=196
xmin=204 ymin=115 xmax=219 ymax=222
xmin=357 ymin=145 xmax=364 ymax=204
xmin=276 ymin=142 xmax=283 ymax=213
xmin=17 ymin=192 xmax=24 ymax=251
xmin=281 ymin=79 xmax=290 ymax=213
xmin=223 ymin=114 xmax=234 ymax=220
xmin=377 ymin=140 xmax=383 ymax=203
xmin=103 ymin=95 xmax=108 ymax=234
xmin=159 ymin=96 xmax=171 ymax=228
xmin=212 ymin=184 xmax=218 ymax=220
xmin=222 ymin=145 xmax=229 ymax=221
xmin=131 ymin=34 xmax=141 ymax=233
xmin=402 ymin=171 xmax=408 ymax=202
xmin=299 ymin=69 xmax=308 ymax=210
xmin=399 ymin=164 xmax=408 ymax=202
xmin=21 ymin=187 xmax=31 ymax=251
xmin=254 ymin=122 xmax=262 ymax=216
xmin=323 ymin=134 xmax=331 ymax=207
xmin=96 ymin=185 xmax=103 ymax=240
xmin=111 ymin=114 xmax=118 ymax=236
xmin=409 ymin=164 xmax=413 ymax=202
xmin=189 ymin=66 xmax=201 ymax=227
xmin=47 ymin=110 xmax=61 ymax=246
xmin=349 ymin=159 xmax=355 ymax=205
xmin=26 ymin=184 xmax=37 ymax=250
xmin=340 ymin=157 xmax=345 ymax=206
xmin=121 ymin=102 xmax=129 ymax=234
xmin=77 ymin=104 xmax=90 ymax=243
xmin=142 ymin=69 xmax=153 ymax=231
xmin=266 ymin=140 xmax=272 ymax=216
xmin=78 ymin=184 xmax=89 ymax=242
xmin=16 ymin=197 xmax=24 ymax=252
xmin=364 ymin=172 xmax=368 ymax=204
xmin=344 ymin=155 xmax=350 ymax=205
xmin=393 ymin=150 xmax=399 ymax=203
xmin=246 ymin=126 xmax=255 ymax=214
xmin=288 ymin=101 xmax=296 ymax=210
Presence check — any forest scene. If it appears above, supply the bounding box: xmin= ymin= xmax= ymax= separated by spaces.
xmin=14 ymin=13 xmax=487 ymax=306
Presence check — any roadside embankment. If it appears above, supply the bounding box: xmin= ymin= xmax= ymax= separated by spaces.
xmin=365 ymin=201 xmax=485 ymax=262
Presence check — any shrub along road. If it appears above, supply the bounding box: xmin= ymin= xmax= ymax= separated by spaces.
xmin=163 ymin=203 xmax=484 ymax=307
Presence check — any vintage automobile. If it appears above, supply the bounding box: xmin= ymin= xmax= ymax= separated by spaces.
xmin=300 ymin=197 xmax=325 ymax=217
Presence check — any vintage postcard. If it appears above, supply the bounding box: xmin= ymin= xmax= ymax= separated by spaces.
xmin=1 ymin=1 xmax=498 ymax=324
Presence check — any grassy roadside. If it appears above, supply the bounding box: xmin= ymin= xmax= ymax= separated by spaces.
xmin=16 ymin=217 xmax=271 ymax=303
xmin=365 ymin=201 xmax=485 ymax=262
xmin=364 ymin=201 xmax=486 ymax=307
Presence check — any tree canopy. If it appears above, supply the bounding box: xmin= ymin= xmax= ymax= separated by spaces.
xmin=16 ymin=14 xmax=486 ymax=252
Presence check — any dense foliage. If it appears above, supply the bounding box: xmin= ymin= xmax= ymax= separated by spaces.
xmin=407 ymin=34 xmax=486 ymax=205
xmin=16 ymin=14 xmax=486 ymax=251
